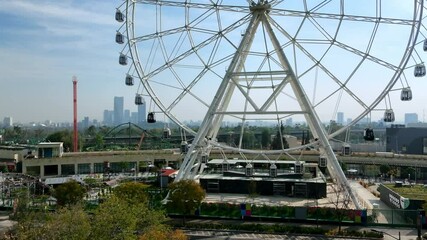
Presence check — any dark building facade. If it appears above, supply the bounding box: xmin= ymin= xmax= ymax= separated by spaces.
xmin=386 ymin=126 xmax=427 ymax=155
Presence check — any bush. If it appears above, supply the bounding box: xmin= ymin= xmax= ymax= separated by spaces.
xmin=326 ymin=229 xmax=383 ymax=238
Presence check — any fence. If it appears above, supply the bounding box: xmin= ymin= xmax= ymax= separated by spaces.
xmin=168 ymin=202 xmax=425 ymax=228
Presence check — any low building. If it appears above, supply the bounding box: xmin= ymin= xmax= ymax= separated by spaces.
xmin=199 ymin=159 xmax=327 ymax=199
xmin=37 ymin=142 xmax=64 ymax=158
xmin=386 ymin=126 xmax=427 ymax=154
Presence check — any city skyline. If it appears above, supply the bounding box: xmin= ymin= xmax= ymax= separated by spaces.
xmin=1 ymin=1 xmax=427 ymax=125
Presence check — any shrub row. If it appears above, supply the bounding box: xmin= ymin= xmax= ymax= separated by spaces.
xmin=173 ymin=222 xmax=383 ymax=238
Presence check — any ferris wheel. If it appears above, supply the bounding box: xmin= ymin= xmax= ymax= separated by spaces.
xmin=116 ymin=0 xmax=426 ymax=208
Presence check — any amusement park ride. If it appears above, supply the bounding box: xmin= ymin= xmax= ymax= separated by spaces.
xmin=115 ymin=0 xmax=427 ymax=209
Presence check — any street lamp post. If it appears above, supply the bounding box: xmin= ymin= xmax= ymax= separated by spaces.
xmin=371 ymin=229 xmax=400 ymax=240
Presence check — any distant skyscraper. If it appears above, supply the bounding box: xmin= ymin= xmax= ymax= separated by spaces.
xmin=137 ymin=100 xmax=146 ymax=126
xmin=82 ymin=117 xmax=90 ymax=129
xmin=405 ymin=113 xmax=418 ymax=125
xmin=131 ymin=112 xmax=138 ymax=124
xmin=337 ymin=112 xmax=344 ymax=125
xmin=124 ymin=109 xmax=131 ymax=123
xmin=3 ymin=117 xmax=12 ymax=128
xmin=103 ymin=110 xmax=113 ymax=126
xmin=285 ymin=117 xmax=293 ymax=126
xmin=114 ymin=96 xmax=124 ymax=125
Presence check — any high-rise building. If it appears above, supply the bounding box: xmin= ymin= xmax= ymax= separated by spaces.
xmin=124 ymin=109 xmax=131 ymax=123
xmin=103 ymin=110 xmax=113 ymax=126
xmin=337 ymin=112 xmax=344 ymax=125
xmin=137 ymin=100 xmax=146 ymax=126
xmin=3 ymin=117 xmax=12 ymax=128
xmin=114 ymin=96 xmax=124 ymax=125
xmin=285 ymin=117 xmax=293 ymax=126
xmin=131 ymin=112 xmax=138 ymax=124
xmin=82 ymin=117 xmax=90 ymax=129
xmin=405 ymin=113 xmax=418 ymax=125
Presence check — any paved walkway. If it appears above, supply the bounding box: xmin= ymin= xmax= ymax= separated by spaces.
xmin=0 ymin=212 xmax=15 ymax=238
xmin=179 ymin=217 xmax=422 ymax=240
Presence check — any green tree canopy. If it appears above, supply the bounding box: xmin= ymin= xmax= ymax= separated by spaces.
xmin=10 ymin=187 xmax=170 ymax=240
xmin=91 ymin=196 xmax=141 ymax=240
xmin=113 ymin=182 xmax=150 ymax=205
xmin=166 ymin=180 xmax=206 ymax=224
xmin=261 ymin=128 xmax=271 ymax=149
xmin=379 ymin=164 xmax=391 ymax=175
xmin=53 ymin=180 xmax=86 ymax=206
xmin=271 ymin=122 xmax=289 ymax=150
xmin=14 ymin=205 xmax=91 ymax=240
xmin=46 ymin=130 xmax=73 ymax=151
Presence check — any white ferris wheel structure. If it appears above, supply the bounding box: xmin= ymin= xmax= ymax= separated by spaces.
xmin=115 ymin=0 xmax=427 ymax=209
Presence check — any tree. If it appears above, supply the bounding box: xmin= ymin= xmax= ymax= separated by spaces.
xmin=113 ymin=182 xmax=150 ymax=205
xmin=41 ymin=205 xmax=91 ymax=240
xmin=10 ymin=188 xmax=31 ymax=221
xmin=139 ymin=226 xmax=188 ymax=240
xmin=248 ymin=180 xmax=258 ymax=199
xmin=166 ymin=179 xmax=206 ymax=224
xmin=328 ymin=183 xmax=352 ymax=233
xmin=401 ymin=167 xmax=416 ymax=180
xmin=261 ymin=128 xmax=271 ymax=149
xmin=91 ymin=196 xmax=141 ymax=240
xmin=85 ymin=125 xmax=97 ymax=137
xmin=339 ymin=161 xmax=348 ymax=172
xmin=241 ymin=130 xmax=255 ymax=149
xmin=94 ymin=133 xmax=105 ymax=150
xmin=13 ymin=205 xmax=91 ymax=240
xmin=271 ymin=122 xmax=289 ymax=150
xmin=53 ymin=180 xmax=86 ymax=206
xmin=12 ymin=211 xmax=50 ymax=239
xmin=10 ymin=188 xmax=170 ymax=240
xmin=379 ymin=164 xmax=391 ymax=176
xmin=46 ymin=130 xmax=73 ymax=151
xmin=301 ymin=130 xmax=310 ymax=146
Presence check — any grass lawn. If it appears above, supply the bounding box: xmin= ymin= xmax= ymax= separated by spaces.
xmin=384 ymin=184 xmax=427 ymax=205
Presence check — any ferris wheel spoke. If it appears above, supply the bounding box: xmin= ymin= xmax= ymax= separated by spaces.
xmin=134 ymin=0 xmax=250 ymax=13
xmin=333 ymin=41 xmax=398 ymax=71
xmin=133 ymin=27 xmax=187 ymax=43
xmin=268 ymin=15 xmax=393 ymax=114
xmin=274 ymin=11 xmax=400 ymax=73
xmin=140 ymin=14 xmax=251 ymax=80
xmin=307 ymin=0 xmax=333 ymax=13
xmin=270 ymin=8 xmax=416 ymax=25
xmin=165 ymin=68 xmax=212 ymax=112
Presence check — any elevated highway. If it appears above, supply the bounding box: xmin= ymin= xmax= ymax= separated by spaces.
xmin=21 ymin=149 xmax=427 ymax=179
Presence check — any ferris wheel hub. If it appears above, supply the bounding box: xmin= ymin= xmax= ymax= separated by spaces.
xmin=250 ymin=0 xmax=271 ymax=12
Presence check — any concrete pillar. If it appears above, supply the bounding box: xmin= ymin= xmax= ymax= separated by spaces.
xmin=40 ymin=165 xmax=45 ymax=178
xmin=58 ymin=164 xmax=62 ymax=176
xmin=22 ymin=162 xmax=27 ymax=174
xmin=74 ymin=164 xmax=78 ymax=175
xmin=90 ymin=163 xmax=94 ymax=174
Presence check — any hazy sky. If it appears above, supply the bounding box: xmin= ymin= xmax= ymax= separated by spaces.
xmin=1 ymin=1 xmax=427 ymax=125
xmin=0 ymin=0 xmax=134 ymax=123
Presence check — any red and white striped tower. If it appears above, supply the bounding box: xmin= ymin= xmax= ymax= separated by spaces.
xmin=72 ymin=76 xmax=78 ymax=152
